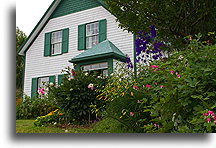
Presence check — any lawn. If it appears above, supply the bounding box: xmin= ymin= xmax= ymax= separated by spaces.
xmin=16 ymin=117 xmax=131 ymax=133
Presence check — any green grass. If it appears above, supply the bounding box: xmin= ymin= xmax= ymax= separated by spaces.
xmin=16 ymin=117 xmax=131 ymax=133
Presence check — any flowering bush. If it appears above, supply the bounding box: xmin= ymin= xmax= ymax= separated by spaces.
xmin=99 ymin=32 xmax=216 ymax=133
xmin=48 ymin=67 xmax=107 ymax=124
xmin=34 ymin=109 xmax=64 ymax=127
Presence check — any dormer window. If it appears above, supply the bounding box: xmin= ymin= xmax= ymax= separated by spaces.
xmin=51 ymin=30 xmax=62 ymax=55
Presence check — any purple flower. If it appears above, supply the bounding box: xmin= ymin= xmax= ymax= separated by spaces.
xmin=150 ymin=25 xmax=156 ymax=38
xmin=126 ymin=54 xmax=133 ymax=69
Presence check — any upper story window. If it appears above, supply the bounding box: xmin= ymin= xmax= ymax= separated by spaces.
xmin=86 ymin=22 xmax=99 ymax=49
xmin=78 ymin=19 xmax=107 ymax=50
xmin=51 ymin=30 xmax=62 ymax=55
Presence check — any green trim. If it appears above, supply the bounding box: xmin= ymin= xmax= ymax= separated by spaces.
xmin=58 ymin=74 xmax=65 ymax=85
xmin=75 ymin=58 xmax=113 ymax=76
xmin=49 ymin=75 xmax=56 ymax=83
xmin=31 ymin=78 xmax=38 ymax=99
xmin=133 ymin=34 xmax=137 ymax=76
xmin=44 ymin=32 xmax=51 ymax=56
xmin=78 ymin=24 xmax=86 ymax=50
xmin=62 ymin=28 xmax=69 ymax=53
xmin=99 ymin=19 xmax=107 ymax=42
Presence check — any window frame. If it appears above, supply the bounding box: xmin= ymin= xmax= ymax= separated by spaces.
xmin=51 ymin=30 xmax=63 ymax=56
xmin=85 ymin=21 xmax=99 ymax=49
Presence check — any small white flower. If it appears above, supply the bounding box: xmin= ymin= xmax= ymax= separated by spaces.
xmin=97 ymin=76 xmax=102 ymax=79
xmin=68 ymin=77 xmax=73 ymax=81
xmin=53 ymin=122 xmax=57 ymax=125
xmin=110 ymin=73 xmax=114 ymax=76
xmin=49 ymin=82 xmax=54 ymax=87
xmin=85 ymin=72 xmax=88 ymax=76
xmin=65 ymin=130 xmax=68 ymax=133
xmin=70 ymin=88 xmax=73 ymax=91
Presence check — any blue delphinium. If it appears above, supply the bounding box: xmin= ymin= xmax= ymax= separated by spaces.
xmin=126 ymin=54 xmax=133 ymax=69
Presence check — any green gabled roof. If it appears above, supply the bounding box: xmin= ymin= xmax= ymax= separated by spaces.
xmin=69 ymin=40 xmax=126 ymax=63
xmin=51 ymin=0 xmax=102 ymax=19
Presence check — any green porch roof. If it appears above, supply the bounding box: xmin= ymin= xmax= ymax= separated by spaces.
xmin=69 ymin=40 xmax=126 ymax=63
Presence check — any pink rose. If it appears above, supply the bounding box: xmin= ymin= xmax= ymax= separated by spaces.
xmin=203 ymin=113 xmax=208 ymax=116
xmin=189 ymin=36 xmax=193 ymax=40
xmin=177 ymin=75 xmax=181 ymax=78
xmin=169 ymin=71 xmax=174 ymax=74
xmin=146 ymin=84 xmax=151 ymax=88
xmin=208 ymin=111 xmax=214 ymax=115
xmin=207 ymin=118 xmax=211 ymax=123
xmin=160 ymin=85 xmax=164 ymax=88
xmin=129 ymin=112 xmax=134 ymax=116
xmin=133 ymin=86 xmax=139 ymax=90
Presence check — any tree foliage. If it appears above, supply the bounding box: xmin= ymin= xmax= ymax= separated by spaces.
xmin=105 ymin=0 xmax=215 ymax=49
xmin=16 ymin=27 xmax=27 ymax=89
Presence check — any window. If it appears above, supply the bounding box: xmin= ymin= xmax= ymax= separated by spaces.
xmin=51 ymin=30 xmax=62 ymax=55
xmin=78 ymin=19 xmax=106 ymax=50
xmin=86 ymin=22 xmax=99 ymax=49
xmin=44 ymin=28 xmax=69 ymax=56
xmin=81 ymin=62 xmax=108 ymax=76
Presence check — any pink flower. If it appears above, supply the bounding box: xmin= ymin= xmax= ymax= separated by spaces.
xmin=153 ymin=124 xmax=157 ymax=127
xmin=160 ymin=85 xmax=164 ymax=88
xmin=150 ymin=65 xmax=159 ymax=68
xmin=208 ymin=111 xmax=214 ymax=115
xmin=177 ymin=75 xmax=181 ymax=78
xmin=207 ymin=118 xmax=211 ymax=123
xmin=189 ymin=36 xmax=193 ymax=40
xmin=214 ymin=117 xmax=216 ymax=121
xmin=38 ymin=88 xmax=45 ymax=95
xmin=88 ymin=83 xmax=94 ymax=90
xmin=203 ymin=113 xmax=208 ymax=116
xmin=146 ymin=84 xmax=151 ymax=88
xmin=169 ymin=71 xmax=174 ymax=74
xmin=129 ymin=112 xmax=134 ymax=116
xmin=133 ymin=86 xmax=139 ymax=90
xmin=154 ymin=69 xmax=158 ymax=71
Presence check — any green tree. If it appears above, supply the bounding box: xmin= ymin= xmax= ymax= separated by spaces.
xmin=16 ymin=27 xmax=27 ymax=91
xmin=105 ymin=0 xmax=215 ymax=49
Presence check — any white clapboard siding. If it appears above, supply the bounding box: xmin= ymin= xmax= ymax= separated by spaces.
xmin=24 ymin=6 xmax=134 ymax=96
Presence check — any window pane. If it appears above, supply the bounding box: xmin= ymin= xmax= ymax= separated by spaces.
xmin=52 ymin=31 xmax=62 ymax=44
xmin=92 ymin=64 xmax=100 ymax=69
xmin=38 ymin=77 xmax=49 ymax=88
xmin=100 ymin=62 xmax=108 ymax=68
xmin=52 ymin=43 xmax=61 ymax=55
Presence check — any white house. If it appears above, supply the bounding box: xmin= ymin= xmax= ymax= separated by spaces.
xmin=18 ymin=0 xmax=136 ymax=98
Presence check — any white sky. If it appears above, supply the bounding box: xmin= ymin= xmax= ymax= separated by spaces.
xmin=16 ymin=0 xmax=53 ymax=36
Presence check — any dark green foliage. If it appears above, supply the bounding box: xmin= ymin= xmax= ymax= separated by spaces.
xmin=105 ymin=0 xmax=215 ymax=49
xmin=16 ymin=27 xmax=27 ymax=89
xmin=16 ymin=96 xmax=57 ymax=119
xmin=48 ymin=70 xmax=107 ymax=124
xmin=100 ymin=34 xmax=216 ymax=133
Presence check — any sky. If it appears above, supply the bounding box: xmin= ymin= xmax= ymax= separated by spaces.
xmin=16 ymin=0 xmax=53 ymax=35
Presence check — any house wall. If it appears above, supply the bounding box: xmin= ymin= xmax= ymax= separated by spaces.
xmin=24 ymin=6 xmax=134 ymax=96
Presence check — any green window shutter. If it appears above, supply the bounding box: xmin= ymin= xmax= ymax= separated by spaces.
xmin=78 ymin=24 xmax=86 ymax=50
xmin=58 ymin=74 xmax=65 ymax=85
xmin=49 ymin=76 xmax=55 ymax=84
xmin=31 ymin=78 xmax=38 ymax=99
xmin=62 ymin=28 xmax=69 ymax=53
xmin=99 ymin=19 xmax=107 ymax=43
xmin=44 ymin=32 xmax=51 ymax=56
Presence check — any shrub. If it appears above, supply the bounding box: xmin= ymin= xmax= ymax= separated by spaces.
xmin=16 ymin=96 xmax=57 ymax=119
xmin=99 ymin=34 xmax=216 ymax=133
xmin=48 ymin=68 xmax=107 ymax=124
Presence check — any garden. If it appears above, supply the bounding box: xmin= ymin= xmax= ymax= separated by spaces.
xmin=16 ymin=30 xmax=216 ymax=133
xmin=16 ymin=0 xmax=215 ymax=133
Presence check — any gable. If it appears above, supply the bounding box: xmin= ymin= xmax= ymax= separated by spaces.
xmin=18 ymin=0 xmax=107 ymax=56
xmin=50 ymin=0 xmax=102 ymax=19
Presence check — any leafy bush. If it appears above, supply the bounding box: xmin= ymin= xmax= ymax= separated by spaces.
xmin=16 ymin=96 xmax=57 ymax=119
xmin=48 ymin=68 xmax=107 ymax=124
xmin=99 ymin=34 xmax=216 ymax=133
